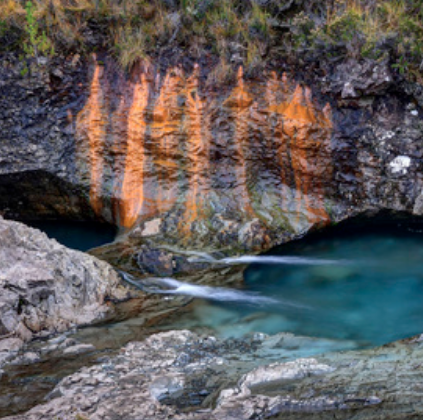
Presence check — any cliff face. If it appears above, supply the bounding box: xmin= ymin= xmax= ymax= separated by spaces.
xmin=1 ymin=54 xmax=423 ymax=271
xmin=75 ymin=63 xmax=332 ymax=234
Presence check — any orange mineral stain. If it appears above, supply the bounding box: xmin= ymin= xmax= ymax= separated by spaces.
xmin=77 ymin=64 xmax=108 ymax=216
xmin=282 ymin=84 xmax=314 ymax=217
xmin=267 ymin=79 xmax=332 ymax=225
xmin=119 ymin=74 xmax=150 ymax=228
xmin=224 ymin=67 xmax=255 ymax=216
xmin=151 ymin=68 xmax=184 ymax=214
xmin=182 ymin=64 xmax=210 ymax=231
xmin=76 ymin=63 xmax=332 ymax=234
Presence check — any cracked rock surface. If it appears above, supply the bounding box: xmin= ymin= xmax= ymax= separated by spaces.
xmin=0 ymin=216 xmax=131 ymax=365
xmin=4 ymin=330 xmax=423 ymax=420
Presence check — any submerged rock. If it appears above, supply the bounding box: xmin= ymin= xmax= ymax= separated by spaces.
xmin=0 ymin=216 xmax=132 ymax=359
xmin=4 ymin=330 xmax=423 ymax=420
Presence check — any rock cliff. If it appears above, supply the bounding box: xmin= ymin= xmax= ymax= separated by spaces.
xmin=1 ymin=54 xmax=423 ymax=274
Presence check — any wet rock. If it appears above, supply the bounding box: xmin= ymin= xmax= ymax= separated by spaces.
xmin=413 ymin=191 xmax=423 ymax=216
xmin=136 ymin=247 xmax=176 ymax=276
xmin=63 ymin=344 xmax=96 ymax=355
xmin=237 ymin=358 xmax=335 ymax=391
xmin=141 ymin=218 xmax=162 ymax=237
xmin=4 ymin=330 xmax=423 ymax=420
xmin=0 ymin=216 xmax=133 ymax=359
xmin=10 ymin=351 xmax=40 ymax=365
xmin=149 ymin=375 xmax=185 ymax=401
xmin=0 ymin=338 xmax=23 ymax=366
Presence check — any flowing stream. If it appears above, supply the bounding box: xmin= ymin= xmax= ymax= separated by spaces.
xmin=3 ymin=220 xmax=423 ymax=416
xmin=157 ymin=223 xmax=423 ymax=346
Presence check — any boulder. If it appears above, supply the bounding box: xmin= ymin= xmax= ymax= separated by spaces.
xmin=0 ymin=216 xmax=130 ymax=359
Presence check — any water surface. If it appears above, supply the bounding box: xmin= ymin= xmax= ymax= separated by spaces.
xmin=27 ymin=220 xmax=117 ymax=251
xmin=4 ymin=220 xmax=423 ymax=417
xmin=166 ymin=224 xmax=423 ymax=346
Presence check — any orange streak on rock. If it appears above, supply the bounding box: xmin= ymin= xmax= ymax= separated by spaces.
xmin=110 ymin=94 xmax=129 ymax=222
xmin=287 ymin=85 xmax=330 ymax=224
xmin=265 ymin=73 xmax=289 ymax=208
xmin=269 ymin=80 xmax=332 ymax=225
xmin=150 ymin=68 xmax=184 ymax=214
xmin=119 ymin=74 xmax=149 ymax=228
xmin=77 ymin=63 xmax=332 ymax=233
xmin=78 ymin=64 xmax=107 ymax=216
xmin=225 ymin=67 xmax=255 ymax=216
xmin=283 ymin=84 xmax=317 ymax=126
xmin=183 ymin=64 xmax=210 ymax=231
xmin=282 ymin=84 xmax=310 ymax=217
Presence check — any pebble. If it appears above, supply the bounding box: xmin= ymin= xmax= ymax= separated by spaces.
xmin=63 ymin=344 xmax=96 ymax=355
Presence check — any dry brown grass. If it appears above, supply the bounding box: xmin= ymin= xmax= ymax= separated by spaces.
xmin=0 ymin=0 xmax=275 ymax=71
xmin=1 ymin=0 xmax=422 ymax=80
xmin=293 ymin=0 xmax=423 ymax=79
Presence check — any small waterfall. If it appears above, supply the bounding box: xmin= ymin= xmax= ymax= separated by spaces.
xmin=217 ymin=255 xmax=346 ymax=266
xmin=180 ymin=251 xmax=347 ymax=266
xmin=118 ymin=271 xmax=309 ymax=308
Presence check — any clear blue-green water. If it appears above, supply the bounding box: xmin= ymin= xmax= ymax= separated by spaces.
xmin=27 ymin=220 xmax=117 ymax=251
xmin=170 ymin=224 xmax=423 ymax=347
xmin=3 ymin=220 xmax=423 ymax=417
xmin=23 ymin=219 xmax=423 ymax=346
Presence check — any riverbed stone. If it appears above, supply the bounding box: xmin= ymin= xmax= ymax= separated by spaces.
xmin=63 ymin=343 xmax=96 ymax=355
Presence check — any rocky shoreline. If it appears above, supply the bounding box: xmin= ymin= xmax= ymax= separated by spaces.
xmin=1 ymin=215 xmax=423 ymax=419
xmin=2 ymin=46 xmax=423 ymax=418
xmin=4 ymin=328 xmax=423 ymax=420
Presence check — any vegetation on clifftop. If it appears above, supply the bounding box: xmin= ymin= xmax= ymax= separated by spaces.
xmin=0 ymin=0 xmax=423 ymax=81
